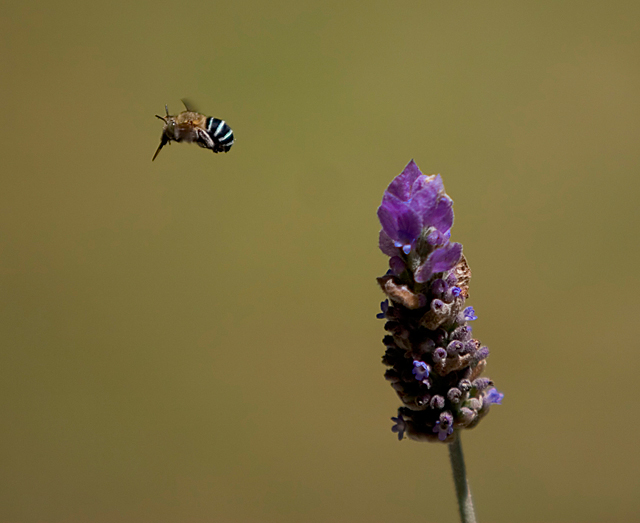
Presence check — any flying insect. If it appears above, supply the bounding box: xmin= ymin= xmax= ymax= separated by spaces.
xmin=152 ymin=100 xmax=234 ymax=161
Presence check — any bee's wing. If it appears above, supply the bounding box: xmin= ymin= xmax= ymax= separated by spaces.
xmin=152 ymin=134 xmax=170 ymax=161
xmin=181 ymin=98 xmax=199 ymax=112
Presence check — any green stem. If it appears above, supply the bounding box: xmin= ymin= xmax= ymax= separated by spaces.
xmin=448 ymin=432 xmax=477 ymax=523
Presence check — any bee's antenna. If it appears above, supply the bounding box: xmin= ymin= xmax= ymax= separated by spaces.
xmin=165 ymin=105 xmax=169 ymax=116
xmin=155 ymin=114 xmax=167 ymax=122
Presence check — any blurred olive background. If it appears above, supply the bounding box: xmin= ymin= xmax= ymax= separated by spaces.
xmin=1 ymin=1 xmax=639 ymax=522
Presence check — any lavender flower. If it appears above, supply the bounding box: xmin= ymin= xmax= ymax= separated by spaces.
xmin=412 ymin=360 xmax=430 ymax=382
xmin=433 ymin=412 xmax=455 ymax=441
xmin=377 ymin=160 xmax=502 ymax=443
xmin=377 ymin=299 xmax=389 ymax=319
xmin=391 ymin=415 xmax=407 ymax=440
xmin=462 ymin=306 xmax=478 ymax=322
xmin=484 ymin=388 xmax=504 ymax=405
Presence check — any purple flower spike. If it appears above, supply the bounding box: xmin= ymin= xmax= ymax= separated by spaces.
xmin=377 ymin=161 xmax=500 ymax=443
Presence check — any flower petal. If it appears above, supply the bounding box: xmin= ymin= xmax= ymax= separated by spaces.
xmin=377 ymin=198 xmax=422 ymax=248
xmin=424 ymin=195 xmax=454 ymax=233
xmin=414 ymin=242 xmax=463 ymax=283
xmin=378 ymin=230 xmax=398 ymax=257
xmin=409 ymin=174 xmax=441 ymax=218
xmin=386 ymin=160 xmax=422 ymax=201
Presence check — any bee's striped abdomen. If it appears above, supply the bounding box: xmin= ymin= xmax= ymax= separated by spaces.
xmin=206 ymin=117 xmax=234 ymax=153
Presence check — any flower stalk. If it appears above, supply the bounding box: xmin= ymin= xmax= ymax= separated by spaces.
xmin=448 ymin=433 xmax=476 ymax=523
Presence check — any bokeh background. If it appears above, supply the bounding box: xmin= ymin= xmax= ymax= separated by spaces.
xmin=2 ymin=1 xmax=639 ymax=522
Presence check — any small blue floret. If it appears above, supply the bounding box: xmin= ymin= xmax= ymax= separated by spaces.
xmin=391 ymin=415 xmax=407 ymax=440
xmin=376 ymin=299 xmax=389 ymax=319
xmin=463 ymin=306 xmax=478 ymax=321
xmin=412 ymin=360 xmax=430 ymax=381
xmin=433 ymin=420 xmax=454 ymax=441
xmin=485 ymin=388 xmax=504 ymax=405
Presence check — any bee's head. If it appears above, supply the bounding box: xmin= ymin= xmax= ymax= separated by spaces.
xmin=155 ymin=105 xmax=176 ymax=132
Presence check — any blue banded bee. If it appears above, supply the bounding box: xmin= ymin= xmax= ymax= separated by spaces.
xmin=152 ymin=100 xmax=234 ymax=161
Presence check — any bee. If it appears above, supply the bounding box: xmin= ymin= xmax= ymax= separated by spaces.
xmin=152 ymin=100 xmax=234 ymax=161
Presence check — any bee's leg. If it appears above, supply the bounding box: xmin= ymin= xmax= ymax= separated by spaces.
xmin=195 ymin=128 xmax=215 ymax=150
xmin=152 ymin=134 xmax=170 ymax=161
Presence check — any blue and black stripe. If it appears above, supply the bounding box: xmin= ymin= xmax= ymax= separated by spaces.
xmin=206 ymin=117 xmax=234 ymax=153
